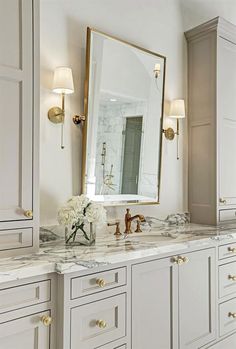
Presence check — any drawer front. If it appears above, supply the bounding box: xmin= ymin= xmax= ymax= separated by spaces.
xmin=206 ymin=332 xmax=236 ymax=348
xmin=0 ymin=280 xmax=51 ymax=313
xmin=219 ymin=261 xmax=236 ymax=298
xmin=219 ymin=298 xmax=236 ymax=337
xmin=71 ymin=294 xmax=126 ymax=349
xmin=219 ymin=243 xmax=236 ymax=260
xmin=219 ymin=209 xmax=236 ymax=222
xmin=71 ymin=267 xmax=126 ymax=299
xmin=0 ymin=228 xmax=32 ymax=251
xmin=0 ymin=310 xmax=50 ymax=349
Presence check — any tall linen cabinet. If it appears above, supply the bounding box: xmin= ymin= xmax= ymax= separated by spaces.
xmin=0 ymin=0 xmax=39 ymax=256
xmin=186 ymin=17 xmax=236 ymax=225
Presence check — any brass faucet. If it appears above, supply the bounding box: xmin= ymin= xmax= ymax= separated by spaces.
xmin=124 ymin=208 xmax=145 ymax=234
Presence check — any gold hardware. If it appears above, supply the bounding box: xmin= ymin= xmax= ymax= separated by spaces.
xmin=163 ymin=127 xmax=175 ymax=140
xmin=124 ymin=208 xmax=145 ymax=234
xmin=107 ymin=222 xmax=121 ymax=236
xmin=135 ymin=220 xmax=142 ymax=233
xmin=171 ymin=256 xmax=189 ymax=265
xmin=229 ymin=312 xmax=236 ymax=319
xmin=41 ymin=315 xmax=52 ymax=326
xmin=48 ymin=106 xmax=64 ymax=124
xmin=228 ymin=247 xmax=236 ymax=253
xmin=219 ymin=198 xmax=227 ymax=204
xmin=24 ymin=210 xmax=33 ymax=218
xmin=228 ymin=275 xmax=236 ymax=281
xmin=96 ymin=320 xmax=107 ymax=329
xmin=73 ymin=114 xmax=86 ymax=125
xmin=96 ymin=278 xmax=106 ymax=288
xmin=181 ymin=256 xmax=189 ymax=263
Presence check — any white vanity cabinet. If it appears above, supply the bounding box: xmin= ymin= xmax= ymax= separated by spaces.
xmin=0 ymin=0 xmax=39 ymax=256
xmin=132 ymin=258 xmax=178 ymax=349
xmin=0 ymin=310 xmax=51 ymax=349
xmin=132 ymin=248 xmax=216 ymax=349
xmin=0 ymin=274 xmax=56 ymax=349
xmin=186 ymin=17 xmax=236 ymax=225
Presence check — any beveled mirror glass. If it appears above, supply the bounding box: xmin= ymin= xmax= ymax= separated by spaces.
xmin=82 ymin=28 xmax=166 ymax=206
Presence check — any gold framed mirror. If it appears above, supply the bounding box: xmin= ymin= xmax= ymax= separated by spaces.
xmin=82 ymin=28 xmax=166 ymax=206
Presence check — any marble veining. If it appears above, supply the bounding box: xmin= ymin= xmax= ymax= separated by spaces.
xmin=0 ymin=223 xmax=236 ymax=284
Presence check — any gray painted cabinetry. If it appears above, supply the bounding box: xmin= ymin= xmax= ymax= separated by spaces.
xmin=0 ymin=0 xmax=39 ymax=257
xmin=1 ymin=242 xmax=236 ymax=348
xmin=186 ymin=17 xmax=236 ymax=225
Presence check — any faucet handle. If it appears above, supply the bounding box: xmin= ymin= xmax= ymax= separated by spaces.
xmin=107 ymin=222 xmax=121 ymax=236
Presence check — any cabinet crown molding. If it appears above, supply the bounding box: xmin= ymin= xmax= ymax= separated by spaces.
xmin=185 ymin=16 xmax=236 ymax=43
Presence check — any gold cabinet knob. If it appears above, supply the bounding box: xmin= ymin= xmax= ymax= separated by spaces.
xmin=96 ymin=278 xmax=106 ymax=288
xmin=40 ymin=315 xmax=52 ymax=326
xmin=219 ymin=198 xmax=227 ymax=204
xmin=181 ymin=256 xmax=189 ymax=263
xmin=228 ymin=247 xmax=236 ymax=253
xmin=24 ymin=210 xmax=33 ymax=218
xmin=96 ymin=319 xmax=107 ymax=329
xmin=171 ymin=256 xmax=189 ymax=265
xmin=229 ymin=312 xmax=236 ymax=319
xmin=229 ymin=275 xmax=236 ymax=281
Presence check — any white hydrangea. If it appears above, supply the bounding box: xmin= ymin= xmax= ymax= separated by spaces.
xmin=58 ymin=195 xmax=107 ymax=227
xmin=86 ymin=203 xmax=107 ymax=224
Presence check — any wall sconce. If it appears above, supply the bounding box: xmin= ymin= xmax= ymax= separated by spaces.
xmin=48 ymin=67 xmax=74 ymax=149
xmin=153 ymin=63 xmax=161 ymax=78
xmin=163 ymin=99 xmax=186 ymax=160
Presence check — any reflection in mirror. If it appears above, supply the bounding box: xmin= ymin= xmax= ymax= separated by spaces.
xmin=83 ymin=28 xmax=166 ymax=205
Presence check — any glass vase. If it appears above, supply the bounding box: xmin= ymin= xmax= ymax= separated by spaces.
xmin=65 ymin=223 xmax=96 ymax=246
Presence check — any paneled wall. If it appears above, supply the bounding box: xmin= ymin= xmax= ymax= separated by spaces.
xmin=40 ymin=0 xmax=187 ymax=226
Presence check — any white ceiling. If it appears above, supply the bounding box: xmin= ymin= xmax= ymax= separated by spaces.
xmin=180 ymin=0 xmax=236 ymax=30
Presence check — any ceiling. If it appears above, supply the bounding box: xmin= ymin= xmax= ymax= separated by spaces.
xmin=180 ymin=0 xmax=236 ymax=30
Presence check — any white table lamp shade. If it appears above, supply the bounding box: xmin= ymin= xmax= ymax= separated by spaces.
xmin=52 ymin=67 xmax=74 ymax=94
xmin=169 ymin=99 xmax=185 ymax=119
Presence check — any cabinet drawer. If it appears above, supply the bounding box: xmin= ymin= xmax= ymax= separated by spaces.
xmin=0 ymin=228 xmax=32 ymax=251
xmin=0 ymin=280 xmax=51 ymax=313
xmin=71 ymin=294 xmax=126 ymax=349
xmin=219 ymin=243 xmax=236 ymax=260
xmin=219 ymin=298 xmax=236 ymax=336
xmin=206 ymin=332 xmax=236 ymax=348
xmin=0 ymin=310 xmax=50 ymax=348
xmin=219 ymin=261 xmax=236 ymax=298
xmin=71 ymin=267 xmax=126 ymax=299
xmin=219 ymin=209 xmax=236 ymax=222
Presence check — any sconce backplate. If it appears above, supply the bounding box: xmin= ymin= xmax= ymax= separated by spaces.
xmin=163 ymin=127 xmax=175 ymax=140
xmin=48 ymin=107 xmax=64 ymax=124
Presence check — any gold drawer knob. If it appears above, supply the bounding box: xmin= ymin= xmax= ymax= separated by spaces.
xmin=219 ymin=198 xmax=227 ymax=204
xmin=228 ymin=275 xmax=236 ymax=281
xmin=228 ymin=247 xmax=236 ymax=253
xmin=229 ymin=312 xmax=236 ymax=319
xmin=96 ymin=278 xmax=106 ymax=288
xmin=24 ymin=210 xmax=33 ymax=218
xmin=171 ymin=256 xmax=189 ymax=265
xmin=41 ymin=315 xmax=52 ymax=326
xmin=96 ymin=319 xmax=107 ymax=329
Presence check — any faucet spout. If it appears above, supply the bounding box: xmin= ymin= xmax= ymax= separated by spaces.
xmin=124 ymin=208 xmax=146 ymax=234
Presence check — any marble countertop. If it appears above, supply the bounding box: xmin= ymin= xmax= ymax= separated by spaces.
xmin=1 ymin=223 xmax=236 ymax=284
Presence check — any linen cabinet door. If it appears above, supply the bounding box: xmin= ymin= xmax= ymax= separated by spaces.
xmin=218 ymin=37 xmax=236 ymax=207
xmin=132 ymin=258 xmax=178 ymax=349
xmin=178 ymin=248 xmax=216 ymax=349
xmin=0 ymin=0 xmax=33 ymax=222
xmin=0 ymin=311 xmax=51 ymax=349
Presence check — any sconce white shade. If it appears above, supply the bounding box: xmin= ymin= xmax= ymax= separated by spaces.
xmin=154 ymin=63 xmax=161 ymax=72
xmin=52 ymin=67 xmax=74 ymax=94
xmin=169 ymin=99 xmax=185 ymax=119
